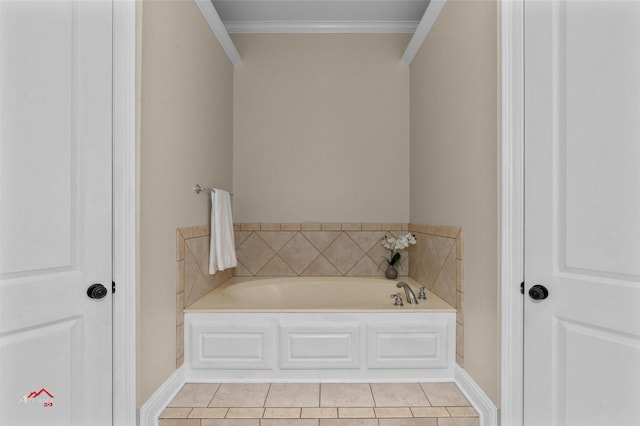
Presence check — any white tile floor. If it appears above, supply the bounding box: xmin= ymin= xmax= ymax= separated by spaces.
xmin=159 ymin=383 xmax=479 ymax=426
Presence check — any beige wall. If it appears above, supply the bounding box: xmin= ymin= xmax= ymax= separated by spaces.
xmin=232 ymin=34 xmax=411 ymax=223
xmin=409 ymin=0 xmax=501 ymax=405
xmin=137 ymin=0 xmax=233 ymax=405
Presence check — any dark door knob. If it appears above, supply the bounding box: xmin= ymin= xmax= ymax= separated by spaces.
xmin=528 ymin=284 xmax=549 ymax=300
xmin=87 ymin=283 xmax=108 ymax=300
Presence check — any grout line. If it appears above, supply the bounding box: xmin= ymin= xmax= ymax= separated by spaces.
xmin=368 ymin=383 xmax=377 ymax=408
xmin=418 ymin=383 xmax=433 ymax=407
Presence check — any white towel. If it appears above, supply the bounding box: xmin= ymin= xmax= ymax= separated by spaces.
xmin=209 ymin=189 xmax=237 ymax=274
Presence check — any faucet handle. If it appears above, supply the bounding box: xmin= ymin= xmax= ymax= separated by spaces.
xmin=418 ymin=287 xmax=427 ymax=300
xmin=390 ymin=293 xmax=404 ymax=307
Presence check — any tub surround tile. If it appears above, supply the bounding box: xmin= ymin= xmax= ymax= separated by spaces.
xmin=177 ymin=260 xmax=185 ymax=293
xmin=210 ymin=384 xmax=270 ymax=408
xmin=183 ymin=236 xmax=234 ymax=307
xmin=362 ymin=223 xmax=382 ymax=231
xmin=168 ymin=383 xmax=220 ymax=408
xmin=323 ymin=233 xmax=365 ymax=274
xmin=456 ymin=231 xmax=464 ymax=259
xmin=265 ymin=383 xmax=320 ymax=408
xmin=233 ymin=261 xmax=253 ymax=277
xmin=301 ymin=223 xmax=322 ymax=231
xmin=177 ymin=230 xmax=185 ymax=261
xmin=177 ymin=292 xmax=184 ymax=326
xmin=240 ymin=223 xmax=261 ymax=231
xmin=407 ymin=225 xmax=464 ymax=366
xmin=338 ymin=407 xmax=376 ymax=418
xmin=278 ymin=233 xmax=321 ymax=274
xmin=341 ymin=223 xmax=362 ymax=231
xmin=235 ymin=233 xmax=276 ymax=274
xmin=347 ymin=231 xmax=386 ymax=253
xmin=456 ymin=322 xmax=464 ymax=359
xmin=281 ymin=223 xmax=302 ymax=231
xmin=320 ymin=383 xmax=374 ymax=407
xmin=419 ymin=383 xmax=470 ymax=407
xmin=431 ymin=253 xmax=456 ymax=308
xmin=234 ymin=231 xmax=253 ymax=248
xmin=260 ymin=223 xmax=281 ymax=231
xmin=346 ymin=255 xmax=381 ymax=276
xmin=382 ymin=223 xmax=404 ymax=231
xmin=229 ymin=225 xmax=412 ymax=279
xmin=178 ymin=227 xmax=194 ymax=240
xmin=258 ymin=231 xmax=297 ymax=252
xmin=176 ymin=324 xmax=184 ymax=361
xmin=321 ymin=223 xmax=342 ymax=231
xmin=301 ymin=256 xmax=342 ymax=276
xmin=409 ymin=224 xmax=459 ymax=239
xmin=256 ymin=255 xmax=297 ymax=276
xmin=370 ymin=383 xmax=430 ymax=407
xmin=302 ymin=231 xmax=341 ymax=252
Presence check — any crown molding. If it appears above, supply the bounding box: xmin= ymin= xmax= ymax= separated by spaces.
xmin=223 ymin=20 xmax=419 ymax=33
xmin=402 ymin=0 xmax=446 ymax=64
xmin=194 ymin=0 xmax=242 ymax=64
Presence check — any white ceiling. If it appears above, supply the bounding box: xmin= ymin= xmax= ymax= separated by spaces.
xmin=211 ymin=0 xmax=431 ymax=33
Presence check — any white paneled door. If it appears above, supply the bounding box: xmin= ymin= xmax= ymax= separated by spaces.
xmin=0 ymin=1 xmax=113 ymax=425
xmin=524 ymin=1 xmax=640 ymax=425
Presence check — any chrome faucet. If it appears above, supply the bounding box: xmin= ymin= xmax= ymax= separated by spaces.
xmin=396 ymin=282 xmax=418 ymax=305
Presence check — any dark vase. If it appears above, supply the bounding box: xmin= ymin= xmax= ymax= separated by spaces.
xmin=385 ymin=265 xmax=398 ymax=279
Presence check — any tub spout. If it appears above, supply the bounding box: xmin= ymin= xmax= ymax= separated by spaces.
xmin=396 ymin=282 xmax=418 ymax=305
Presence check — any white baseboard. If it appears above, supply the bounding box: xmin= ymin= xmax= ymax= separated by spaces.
xmin=138 ymin=364 xmax=496 ymax=426
xmin=138 ymin=366 xmax=186 ymax=426
xmin=455 ymin=365 xmax=499 ymax=426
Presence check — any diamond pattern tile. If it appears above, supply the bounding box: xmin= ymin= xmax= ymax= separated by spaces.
xmin=302 ymin=231 xmax=341 ymax=252
xmin=278 ymin=233 xmax=321 ymax=274
xmin=301 ymin=256 xmax=341 ymax=276
xmin=346 ymin=255 xmax=380 ymax=276
xmin=258 ymin=231 xmax=297 ymax=252
xmin=347 ymin=231 xmax=386 ymax=253
xmin=323 ymin=233 xmax=365 ymax=274
xmin=257 ymin=255 xmax=297 ymax=276
xmin=235 ymin=233 xmax=275 ymax=274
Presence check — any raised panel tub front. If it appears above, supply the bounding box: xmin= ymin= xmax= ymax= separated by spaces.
xmin=368 ymin=321 xmax=450 ymax=369
xmin=279 ymin=322 xmax=361 ymax=369
xmin=189 ymin=321 xmax=274 ymax=369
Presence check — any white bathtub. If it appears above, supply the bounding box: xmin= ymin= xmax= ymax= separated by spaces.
xmin=184 ymin=277 xmax=457 ymax=382
xmin=188 ymin=276 xmax=455 ymax=311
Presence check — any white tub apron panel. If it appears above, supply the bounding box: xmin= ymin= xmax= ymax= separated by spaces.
xmin=185 ymin=312 xmax=455 ymax=382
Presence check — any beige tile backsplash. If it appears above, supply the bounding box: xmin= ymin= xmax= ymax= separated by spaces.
xmin=175 ymin=223 xmax=464 ymax=368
